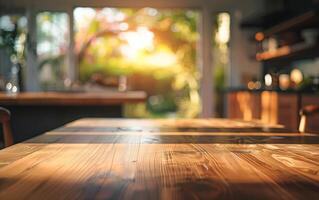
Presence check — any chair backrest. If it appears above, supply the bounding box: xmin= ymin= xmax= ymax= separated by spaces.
xmin=299 ymin=105 xmax=319 ymax=133
xmin=0 ymin=107 xmax=14 ymax=147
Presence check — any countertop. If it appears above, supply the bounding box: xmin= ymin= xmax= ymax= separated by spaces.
xmin=0 ymin=118 xmax=318 ymax=199
xmin=0 ymin=91 xmax=147 ymax=106
xmin=227 ymin=87 xmax=319 ymax=95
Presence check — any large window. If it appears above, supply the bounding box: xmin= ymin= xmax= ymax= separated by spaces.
xmin=74 ymin=7 xmax=200 ymax=117
xmin=36 ymin=12 xmax=69 ymax=90
xmin=0 ymin=14 xmax=27 ymax=91
xmin=0 ymin=7 xmax=228 ymax=118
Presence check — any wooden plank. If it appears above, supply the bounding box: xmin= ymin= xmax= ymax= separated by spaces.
xmin=0 ymin=143 xmax=46 ymax=168
xmin=0 ymin=118 xmax=318 ymax=199
xmin=0 ymin=91 xmax=146 ymax=106
xmin=67 ymin=118 xmax=284 ymax=129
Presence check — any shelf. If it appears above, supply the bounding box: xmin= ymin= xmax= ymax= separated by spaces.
xmin=241 ymin=3 xmax=319 ymax=71
xmin=260 ymin=9 xmax=319 ymax=39
xmin=240 ymin=10 xmax=291 ymax=29
xmin=256 ymin=43 xmax=319 ymax=62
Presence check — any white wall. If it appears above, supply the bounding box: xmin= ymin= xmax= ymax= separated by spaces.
xmin=228 ymin=0 xmax=264 ymax=87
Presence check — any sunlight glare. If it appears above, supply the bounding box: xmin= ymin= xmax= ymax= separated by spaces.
xmin=144 ymin=51 xmax=177 ymax=67
xmin=120 ymin=26 xmax=154 ymax=58
xmin=74 ymin=8 xmax=96 ymax=29
xmin=215 ymin=13 xmax=230 ymax=44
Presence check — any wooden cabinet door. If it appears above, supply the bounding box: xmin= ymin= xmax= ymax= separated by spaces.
xmin=227 ymin=92 xmax=242 ymax=119
xmin=301 ymin=95 xmax=319 ymax=133
xmin=229 ymin=91 xmax=299 ymax=131
xmin=227 ymin=91 xmax=261 ymax=120
xmin=261 ymin=92 xmax=299 ymax=131
xmin=277 ymin=94 xmax=299 ymax=131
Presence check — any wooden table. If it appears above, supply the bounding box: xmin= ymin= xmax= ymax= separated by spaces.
xmin=0 ymin=118 xmax=318 ymax=199
xmin=0 ymin=92 xmax=146 ymax=142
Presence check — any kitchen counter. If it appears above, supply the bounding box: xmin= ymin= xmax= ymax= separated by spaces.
xmin=0 ymin=91 xmax=147 ymax=105
xmin=227 ymin=87 xmax=319 ymax=95
xmin=227 ymin=90 xmax=319 ymax=132
xmin=0 ymin=91 xmax=147 ymax=143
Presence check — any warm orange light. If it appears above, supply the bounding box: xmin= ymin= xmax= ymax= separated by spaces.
xmin=236 ymin=92 xmax=252 ymax=120
xmin=247 ymin=81 xmax=255 ymax=90
xmin=144 ymin=52 xmax=177 ymax=67
xmin=255 ymin=32 xmax=264 ymax=41
xmin=247 ymin=81 xmax=261 ymax=90
xmin=279 ymin=74 xmax=290 ymax=90
xmin=290 ymin=68 xmax=303 ymax=85
xmin=256 ymin=46 xmax=290 ymax=61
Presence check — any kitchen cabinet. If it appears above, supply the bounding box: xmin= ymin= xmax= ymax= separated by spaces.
xmin=228 ymin=91 xmax=300 ymax=131
xmin=301 ymin=95 xmax=319 ymax=133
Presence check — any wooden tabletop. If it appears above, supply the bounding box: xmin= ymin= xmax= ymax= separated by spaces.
xmin=0 ymin=118 xmax=318 ymax=200
xmin=0 ymin=91 xmax=147 ymax=106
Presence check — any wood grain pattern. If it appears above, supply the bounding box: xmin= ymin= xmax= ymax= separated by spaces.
xmin=0 ymin=91 xmax=146 ymax=106
xmin=0 ymin=118 xmax=318 ymax=200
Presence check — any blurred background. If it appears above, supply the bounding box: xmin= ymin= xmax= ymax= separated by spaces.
xmin=0 ymin=0 xmax=319 ymax=128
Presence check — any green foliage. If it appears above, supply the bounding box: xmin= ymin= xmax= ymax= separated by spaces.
xmin=0 ymin=16 xmax=27 ymax=63
xmin=36 ymin=12 xmax=69 ymax=87
xmin=75 ymin=8 xmax=201 ymax=117
xmin=0 ymin=29 xmax=17 ymax=56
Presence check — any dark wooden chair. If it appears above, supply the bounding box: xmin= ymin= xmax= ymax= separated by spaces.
xmin=0 ymin=107 xmax=14 ymax=147
xmin=299 ymin=105 xmax=319 ymax=133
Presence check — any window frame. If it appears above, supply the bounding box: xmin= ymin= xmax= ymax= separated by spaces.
xmin=24 ymin=1 xmax=215 ymax=117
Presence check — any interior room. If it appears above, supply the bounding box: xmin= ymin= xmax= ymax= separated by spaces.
xmin=0 ymin=0 xmax=318 ymax=199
